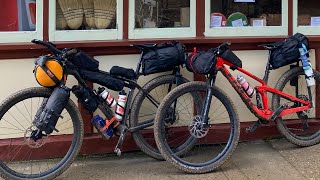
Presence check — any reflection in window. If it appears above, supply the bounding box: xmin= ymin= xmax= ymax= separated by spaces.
xmin=210 ymin=0 xmax=282 ymax=28
xmin=0 ymin=0 xmax=36 ymax=31
xmin=298 ymin=1 xmax=320 ymax=26
xmin=56 ymin=0 xmax=117 ymax=30
xmin=135 ymin=0 xmax=190 ymax=28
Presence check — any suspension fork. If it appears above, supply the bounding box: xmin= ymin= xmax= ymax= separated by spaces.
xmin=201 ymin=70 xmax=218 ymax=125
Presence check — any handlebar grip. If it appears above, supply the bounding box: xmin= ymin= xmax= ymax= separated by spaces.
xmin=31 ymin=39 xmax=62 ymax=55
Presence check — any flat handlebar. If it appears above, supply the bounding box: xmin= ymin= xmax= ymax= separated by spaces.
xmin=31 ymin=39 xmax=78 ymax=59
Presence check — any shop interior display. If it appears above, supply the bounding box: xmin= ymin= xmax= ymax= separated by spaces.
xmin=135 ymin=0 xmax=190 ymax=28
xmin=56 ymin=0 xmax=117 ymax=30
xmin=298 ymin=0 xmax=320 ymax=26
xmin=210 ymin=0 xmax=281 ymax=28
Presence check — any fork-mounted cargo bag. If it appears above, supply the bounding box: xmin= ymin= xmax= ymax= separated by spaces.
xmin=33 ymin=85 xmax=70 ymax=134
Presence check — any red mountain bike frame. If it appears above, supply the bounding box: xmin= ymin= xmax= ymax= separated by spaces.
xmin=215 ymin=57 xmax=310 ymax=121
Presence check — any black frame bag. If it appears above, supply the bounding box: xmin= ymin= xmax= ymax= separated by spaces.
xmin=70 ymin=51 xmax=99 ymax=71
xmin=270 ymin=33 xmax=309 ymax=69
xmin=141 ymin=42 xmax=186 ymax=75
xmin=78 ymin=69 xmax=124 ymax=91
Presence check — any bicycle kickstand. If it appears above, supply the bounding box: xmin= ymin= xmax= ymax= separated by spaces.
xmin=114 ymin=124 xmax=128 ymax=156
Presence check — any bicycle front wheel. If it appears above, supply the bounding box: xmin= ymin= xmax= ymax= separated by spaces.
xmin=154 ymin=81 xmax=240 ymax=173
xmin=0 ymin=87 xmax=83 ymax=180
xmin=272 ymin=67 xmax=320 ymax=146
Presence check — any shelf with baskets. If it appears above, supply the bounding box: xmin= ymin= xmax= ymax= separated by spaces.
xmin=204 ymin=0 xmax=288 ymax=37
xmin=293 ymin=0 xmax=320 ymax=35
xmin=0 ymin=0 xmax=43 ymax=43
xmin=49 ymin=0 xmax=123 ymax=41
xmin=128 ymin=0 xmax=196 ymax=39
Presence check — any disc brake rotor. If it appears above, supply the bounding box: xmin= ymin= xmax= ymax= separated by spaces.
xmin=24 ymin=126 xmax=48 ymax=148
xmin=189 ymin=115 xmax=209 ymax=138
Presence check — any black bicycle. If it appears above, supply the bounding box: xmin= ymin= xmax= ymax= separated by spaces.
xmin=0 ymin=40 xmax=189 ymax=179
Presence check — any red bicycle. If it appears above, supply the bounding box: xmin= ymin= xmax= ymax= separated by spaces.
xmin=153 ymin=42 xmax=320 ymax=173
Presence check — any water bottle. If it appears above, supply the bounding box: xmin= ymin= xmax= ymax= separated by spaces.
xmin=91 ymin=115 xmax=114 ymax=139
xmin=237 ymin=75 xmax=255 ymax=98
xmin=98 ymin=87 xmax=117 ymax=107
xmin=115 ymin=90 xmax=127 ymax=121
xmin=299 ymin=44 xmax=315 ymax=87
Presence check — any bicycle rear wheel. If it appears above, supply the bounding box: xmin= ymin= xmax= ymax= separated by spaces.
xmin=0 ymin=87 xmax=83 ymax=180
xmin=154 ymin=81 xmax=240 ymax=173
xmin=272 ymin=67 xmax=320 ymax=146
xmin=130 ymin=75 xmax=189 ymax=160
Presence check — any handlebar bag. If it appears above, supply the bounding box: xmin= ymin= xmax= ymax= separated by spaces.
xmin=186 ymin=51 xmax=217 ymax=74
xmin=78 ymin=69 xmax=124 ymax=91
xmin=270 ymin=33 xmax=309 ymax=69
xmin=70 ymin=51 xmax=99 ymax=71
xmin=141 ymin=42 xmax=186 ymax=75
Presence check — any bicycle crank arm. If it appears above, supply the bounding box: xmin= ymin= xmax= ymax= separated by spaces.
xmin=269 ymin=104 xmax=286 ymax=121
xmin=114 ymin=124 xmax=128 ymax=156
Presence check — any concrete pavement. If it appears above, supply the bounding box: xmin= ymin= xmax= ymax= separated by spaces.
xmin=57 ymin=139 xmax=320 ymax=180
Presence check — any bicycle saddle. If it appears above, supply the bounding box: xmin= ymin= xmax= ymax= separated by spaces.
xmin=131 ymin=43 xmax=157 ymax=50
xmin=258 ymin=42 xmax=283 ymax=50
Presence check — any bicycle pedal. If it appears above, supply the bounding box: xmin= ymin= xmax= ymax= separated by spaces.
xmin=114 ymin=148 xmax=121 ymax=156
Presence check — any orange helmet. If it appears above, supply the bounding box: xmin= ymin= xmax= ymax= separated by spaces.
xmin=34 ymin=56 xmax=64 ymax=87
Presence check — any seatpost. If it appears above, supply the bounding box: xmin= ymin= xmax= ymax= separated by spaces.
xmin=262 ymin=51 xmax=272 ymax=84
xmin=135 ymin=51 xmax=144 ymax=79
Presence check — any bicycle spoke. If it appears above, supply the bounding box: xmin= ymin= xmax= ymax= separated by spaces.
xmin=0 ymin=88 xmax=82 ymax=179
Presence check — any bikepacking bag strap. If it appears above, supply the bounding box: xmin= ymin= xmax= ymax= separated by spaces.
xmin=40 ymin=65 xmax=61 ymax=85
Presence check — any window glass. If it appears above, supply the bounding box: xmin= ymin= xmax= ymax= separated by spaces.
xmin=298 ymin=0 xmax=320 ymax=26
xmin=134 ymin=0 xmax=190 ymax=28
xmin=0 ymin=0 xmax=37 ymax=31
xmin=56 ymin=0 xmax=117 ymax=30
xmin=210 ymin=0 xmax=282 ymax=28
